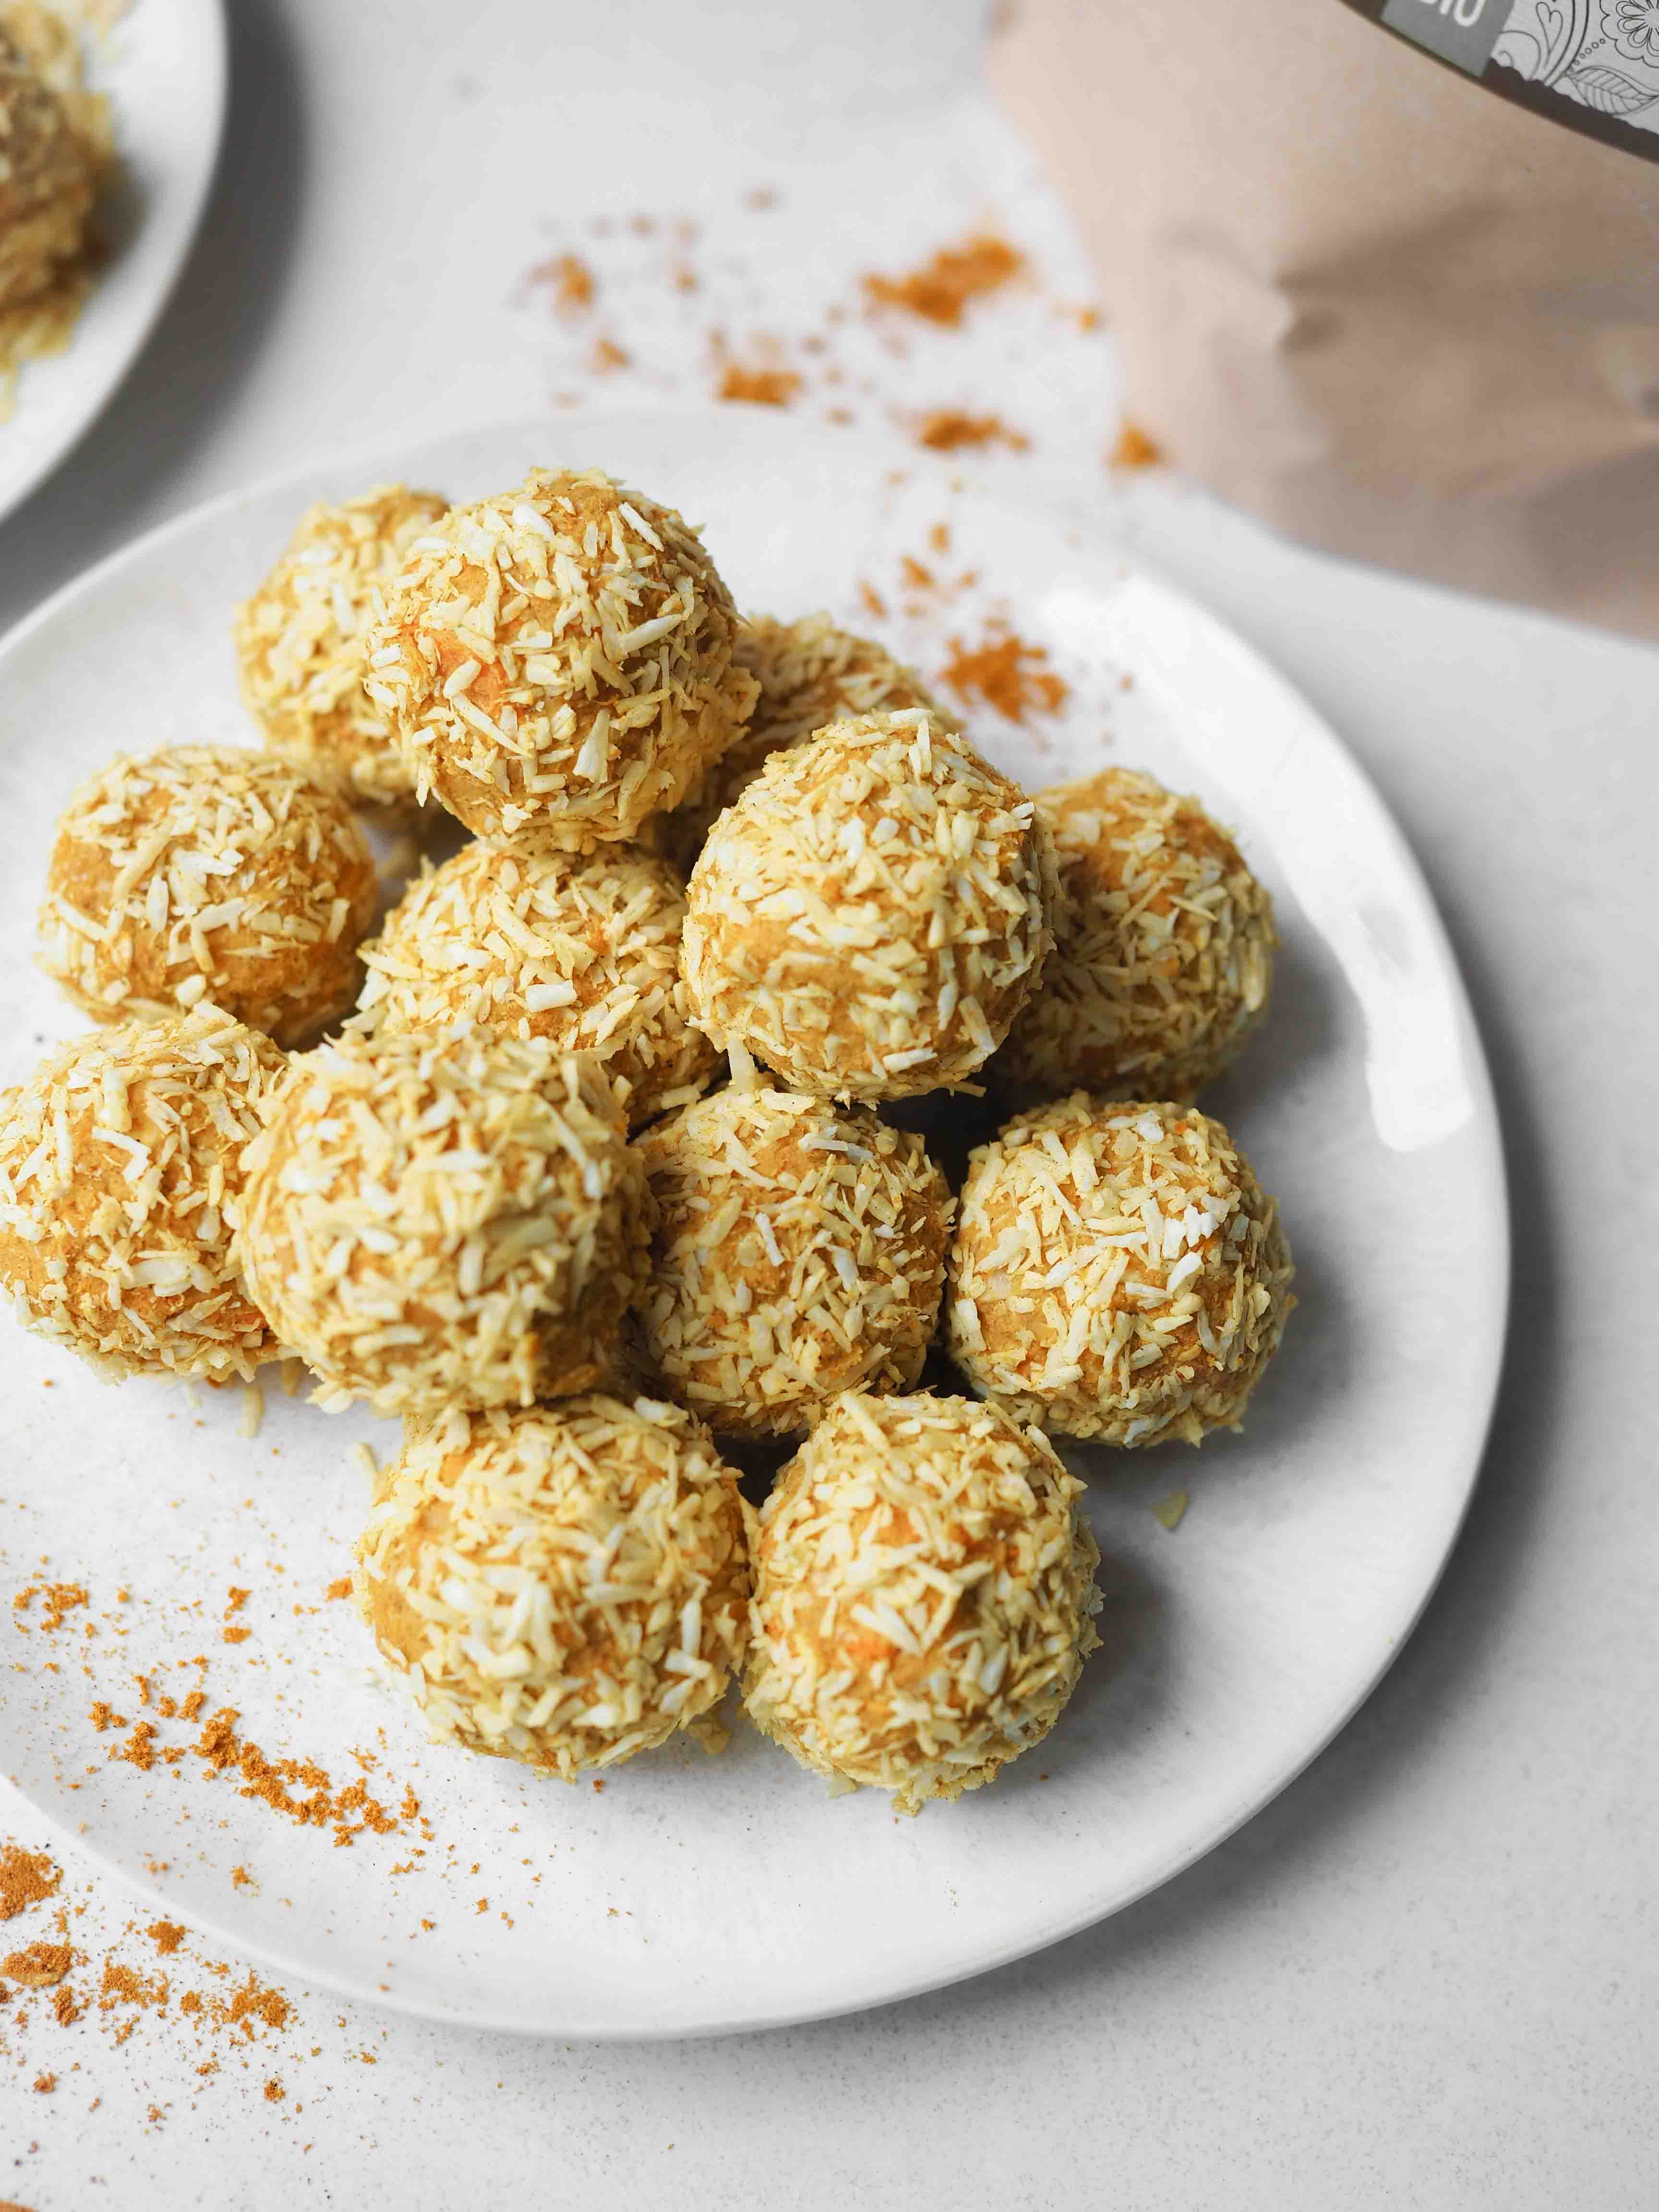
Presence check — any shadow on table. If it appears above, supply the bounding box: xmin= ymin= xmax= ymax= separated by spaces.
xmin=0 ymin=0 xmax=303 ymax=619
xmin=776 ymin=879 xmax=1552 ymax=2040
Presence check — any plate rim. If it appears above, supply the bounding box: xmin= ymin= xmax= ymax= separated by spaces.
xmin=0 ymin=409 xmax=1512 ymax=2038
xmin=0 ymin=0 xmax=229 ymax=525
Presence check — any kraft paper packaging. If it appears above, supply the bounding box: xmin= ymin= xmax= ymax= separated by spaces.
xmin=986 ymin=0 xmax=1659 ymax=637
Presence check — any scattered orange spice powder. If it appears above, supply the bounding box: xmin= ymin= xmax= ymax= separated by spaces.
xmin=864 ymin=233 xmax=1024 ymax=326
xmin=915 ymin=410 xmax=1028 ymax=453
xmin=13 ymin=1581 xmax=89 ymax=1632
xmin=939 ymin=627 xmax=1069 ymax=722
xmin=1110 ymin=421 xmax=1163 ymax=469
xmin=0 ymin=1843 xmax=60 ymax=1920
xmin=526 ymin=252 xmax=595 ymax=311
xmin=4 ymin=1939 xmax=73 ymax=1986
xmin=716 ymin=363 xmax=799 ymax=407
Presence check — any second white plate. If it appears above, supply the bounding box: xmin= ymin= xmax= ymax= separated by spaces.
xmin=0 ymin=0 xmax=226 ymax=524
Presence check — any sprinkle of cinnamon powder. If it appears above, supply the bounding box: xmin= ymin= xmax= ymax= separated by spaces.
xmin=716 ymin=363 xmax=799 ymax=407
xmin=526 ymin=253 xmax=595 ymax=312
xmin=13 ymin=1581 xmax=89 ymax=1633
xmin=1110 ymin=421 xmax=1163 ymax=469
xmin=0 ymin=1845 xmax=60 ymax=1921
xmin=864 ymin=234 xmax=1024 ymax=326
xmin=915 ymin=410 xmax=1027 ymax=453
xmin=3 ymin=1940 xmax=73 ymax=1987
xmin=939 ymin=627 xmax=1068 ymax=722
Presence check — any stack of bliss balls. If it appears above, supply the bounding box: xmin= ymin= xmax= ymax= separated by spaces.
xmin=0 ymin=463 xmax=1294 ymax=1813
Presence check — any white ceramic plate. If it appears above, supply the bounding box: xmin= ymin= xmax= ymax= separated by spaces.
xmin=0 ymin=411 xmax=1507 ymax=2038
xmin=0 ymin=0 xmax=226 ymax=523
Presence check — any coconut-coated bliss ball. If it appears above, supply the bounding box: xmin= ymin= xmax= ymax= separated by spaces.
xmin=0 ymin=23 xmax=97 ymax=315
xmin=948 ymin=1097 xmax=1293 ymax=1446
xmin=36 ymin=745 xmax=378 ymax=1047
xmin=631 ymin=1088 xmax=954 ymax=1438
xmin=999 ymin=767 xmax=1275 ymax=1103
xmin=659 ymin=613 xmax=955 ymax=871
xmin=355 ymin=1395 xmax=751 ymax=1779
xmin=233 ymin=483 xmax=451 ymax=805
xmin=743 ymin=1392 xmax=1100 ymax=1813
xmin=362 ymin=468 xmax=758 ymax=851
xmin=682 ymin=710 xmax=1057 ymax=1101
xmin=352 ymin=840 xmax=719 ymax=1128
xmin=0 ymin=1005 xmax=286 ymax=1383
xmin=233 ymin=1031 xmax=649 ymax=1418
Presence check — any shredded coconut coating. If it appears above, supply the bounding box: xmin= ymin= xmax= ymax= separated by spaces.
xmin=36 ymin=745 xmax=378 ymax=1048
xmin=0 ymin=1005 xmax=286 ymax=1383
xmin=0 ymin=22 xmax=95 ymax=314
xmin=1000 ymin=768 xmax=1275 ymax=1102
xmin=355 ymin=1395 xmax=751 ymax=1778
xmin=744 ymin=1392 xmax=1100 ymax=1813
xmin=233 ymin=1031 xmax=650 ymax=1419
xmin=949 ymin=1097 xmax=1294 ymax=1445
xmin=361 ymin=468 xmax=758 ymax=851
xmin=632 ymin=1088 xmax=954 ymax=1439
xmin=351 ymin=840 xmax=718 ymax=1128
xmin=682 ymin=710 xmax=1056 ymax=1101
xmin=233 ymin=484 xmax=451 ymax=805
xmin=658 ymin=613 xmax=955 ymax=871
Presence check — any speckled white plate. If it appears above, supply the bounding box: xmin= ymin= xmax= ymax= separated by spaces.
xmin=0 ymin=410 xmax=1506 ymax=2038
xmin=0 ymin=0 xmax=226 ymax=524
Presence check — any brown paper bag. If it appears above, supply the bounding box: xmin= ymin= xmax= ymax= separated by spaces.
xmin=986 ymin=0 xmax=1659 ymax=637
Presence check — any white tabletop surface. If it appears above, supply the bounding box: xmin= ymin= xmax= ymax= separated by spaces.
xmin=1 ymin=2 xmax=1654 ymax=2205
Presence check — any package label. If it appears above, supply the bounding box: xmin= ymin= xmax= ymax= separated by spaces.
xmin=1352 ymin=0 xmax=1659 ymax=156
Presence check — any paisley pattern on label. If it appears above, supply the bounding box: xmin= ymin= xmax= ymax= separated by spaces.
xmin=1346 ymin=0 xmax=1659 ymax=153
xmin=1494 ymin=0 xmax=1659 ymax=128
